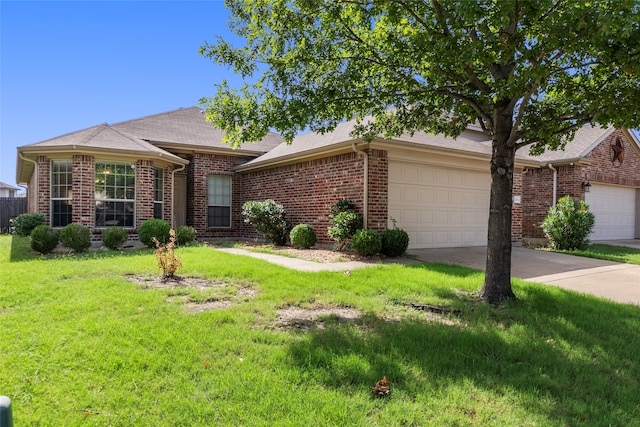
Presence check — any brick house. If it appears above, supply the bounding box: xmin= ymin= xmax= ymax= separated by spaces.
xmin=16 ymin=107 xmax=640 ymax=247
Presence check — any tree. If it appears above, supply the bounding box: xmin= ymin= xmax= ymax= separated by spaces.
xmin=200 ymin=0 xmax=640 ymax=304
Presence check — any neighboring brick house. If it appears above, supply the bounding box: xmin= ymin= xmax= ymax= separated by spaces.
xmin=16 ymin=107 xmax=640 ymax=247
xmin=519 ymin=126 xmax=640 ymax=243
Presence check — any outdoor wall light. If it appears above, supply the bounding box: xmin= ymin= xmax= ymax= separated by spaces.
xmin=582 ymin=181 xmax=592 ymax=192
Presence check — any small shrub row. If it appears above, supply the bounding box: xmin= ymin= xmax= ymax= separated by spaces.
xmin=351 ymin=227 xmax=409 ymax=257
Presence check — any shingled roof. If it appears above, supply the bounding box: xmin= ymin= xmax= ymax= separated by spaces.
xmin=111 ymin=107 xmax=283 ymax=154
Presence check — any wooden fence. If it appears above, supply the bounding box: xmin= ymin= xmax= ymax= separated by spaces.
xmin=0 ymin=197 xmax=27 ymax=233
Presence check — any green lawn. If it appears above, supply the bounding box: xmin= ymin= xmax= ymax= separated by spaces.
xmin=1 ymin=235 xmax=639 ymax=426
xmin=557 ymin=243 xmax=640 ymax=265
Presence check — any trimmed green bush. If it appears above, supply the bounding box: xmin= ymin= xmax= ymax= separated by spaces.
xmin=102 ymin=227 xmax=129 ymax=250
xmin=381 ymin=227 xmax=410 ymax=257
xmin=542 ymin=195 xmax=595 ymax=250
xmin=351 ymin=229 xmax=382 ymax=256
xmin=176 ymin=226 xmax=196 ymax=246
xmin=242 ymin=200 xmax=291 ymax=245
xmin=290 ymin=224 xmax=317 ymax=248
xmin=138 ymin=219 xmax=171 ymax=248
xmin=328 ymin=211 xmax=362 ymax=250
xmin=12 ymin=213 xmax=46 ymax=237
xmin=30 ymin=225 xmax=59 ymax=254
xmin=60 ymin=223 xmax=91 ymax=253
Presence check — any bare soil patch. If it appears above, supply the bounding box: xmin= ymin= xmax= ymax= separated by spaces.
xmin=273 ymin=306 xmax=362 ymax=331
xmin=126 ymin=274 xmax=256 ymax=312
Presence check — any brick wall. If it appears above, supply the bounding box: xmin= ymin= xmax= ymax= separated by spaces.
xmin=186 ymin=153 xmax=244 ymax=239
xmin=582 ymin=130 xmax=640 ymax=188
xmin=72 ymin=155 xmax=95 ymax=227
xmin=237 ymin=150 xmax=388 ymax=245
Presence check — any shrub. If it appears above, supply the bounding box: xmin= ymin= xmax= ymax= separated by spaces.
xmin=12 ymin=213 xmax=46 ymax=237
xmin=290 ymin=224 xmax=317 ymax=248
xmin=542 ymin=195 xmax=595 ymax=250
xmin=351 ymin=229 xmax=382 ymax=256
xmin=30 ymin=225 xmax=59 ymax=254
xmin=242 ymin=200 xmax=291 ymax=245
xmin=139 ymin=219 xmax=171 ymax=248
xmin=60 ymin=223 xmax=91 ymax=253
xmin=102 ymin=227 xmax=129 ymax=250
xmin=328 ymin=211 xmax=362 ymax=250
xmin=153 ymin=229 xmax=182 ymax=279
xmin=381 ymin=227 xmax=410 ymax=257
xmin=175 ymin=225 xmax=196 ymax=246
xmin=330 ymin=199 xmax=356 ymax=217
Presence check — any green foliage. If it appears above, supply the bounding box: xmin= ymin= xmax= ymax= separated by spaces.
xmin=328 ymin=211 xmax=362 ymax=250
xmin=327 ymin=199 xmax=362 ymax=250
xmin=241 ymin=200 xmax=290 ymax=245
xmin=30 ymin=224 xmax=59 ymax=254
xmin=175 ymin=225 xmax=196 ymax=246
xmin=101 ymin=227 xmax=129 ymax=250
xmin=12 ymin=212 xmax=46 ymax=237
xmin=59 ymin=223 xmax=91 ymax=253
xmin=381 ymin=227 xmax=410 ymax=257
xmin=542 ymin=196 xmax=595 ymax=251
xmin=138 ymin=219 xmax=171 ymax=248
xmin=330 ymin=199 xmax=356 ymax=217
xmin=350 ymin=229 xmax=382 ymax=256
xmin=290 ymin=224 xmax=317 ymax=248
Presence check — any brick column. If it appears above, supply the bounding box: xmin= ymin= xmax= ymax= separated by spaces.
xmin=136 ymin=160 xmax=154 ymax=228
xmin=37 ymin=156 xmax=50 ymax=219
xmin=72 ymin=155 xmax=95 ymax=227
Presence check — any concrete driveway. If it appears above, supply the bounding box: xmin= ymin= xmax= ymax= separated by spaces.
xmin=408 ymin=243 xmax=640 ymax=306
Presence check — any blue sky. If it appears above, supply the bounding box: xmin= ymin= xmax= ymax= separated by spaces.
xmin=1 ymin=0 xmax=242 ymax=189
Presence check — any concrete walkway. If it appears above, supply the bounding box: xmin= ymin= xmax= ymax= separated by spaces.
xmin=214 ymin=243 xmax=640 ymax=306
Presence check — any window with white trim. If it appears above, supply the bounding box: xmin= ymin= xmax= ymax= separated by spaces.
xmin=95 ymin=162 xmax=135 ymax=227
xmin=208 ymin=175 xmax=231 ymax=227
xmin=51 ymin=160 xmax=73 ymax=227
xmin=154 ymin=167 xmax=163 ymax=220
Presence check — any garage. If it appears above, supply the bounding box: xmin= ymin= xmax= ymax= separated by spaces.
xmin=585 ymin=184 xmax=637 ymax=240
xmin=388 ymin=159 xmax=491 ymax=248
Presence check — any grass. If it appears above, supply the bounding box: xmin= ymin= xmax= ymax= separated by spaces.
xmin=556 ymin=243 xmax=640 ymax=265
xmin=2 ymin=235 xmax=640 ymax=426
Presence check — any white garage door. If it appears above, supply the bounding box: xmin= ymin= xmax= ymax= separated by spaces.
xmin=388 ymin=160 xmax=490 ymax=248
xmin=585 ymin=184 xmax=637 ymax=240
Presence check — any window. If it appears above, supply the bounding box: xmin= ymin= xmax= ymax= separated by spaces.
xmin=154 ymin=168 xmax=164 ymax=219
xmin=95 ymin=162 xmax=135 ymax=227
xmin=51 ymin=161 xmax=73 ymax=227
xmin=208 ymin=175 xmax=231 ymax=227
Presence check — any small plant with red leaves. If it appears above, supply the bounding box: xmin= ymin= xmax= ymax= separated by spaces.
xmin=152 ymin=229 xmax=183 ymax=279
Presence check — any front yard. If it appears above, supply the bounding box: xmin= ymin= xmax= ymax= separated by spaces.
xmin=1 ymin=235 xmax=639 ymax=426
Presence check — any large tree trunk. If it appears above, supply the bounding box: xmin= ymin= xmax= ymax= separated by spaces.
xmin=480 ymin=109 xmax=517 ymax=304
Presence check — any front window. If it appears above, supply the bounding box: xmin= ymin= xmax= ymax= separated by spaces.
xmin=95 ymin=162 xmax=135 ymax=227
xmin=154 ymin=168 xmax=164 ymax=219
xmin=208 ymin=175 xmax=231 ymax=227
xmin=51 ymin=160 xmax=73 ymax=227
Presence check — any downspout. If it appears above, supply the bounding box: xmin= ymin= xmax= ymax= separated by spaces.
xmin=548 ymin=163 xmax=557 ymax=206
xmin=352 ymin=143 xmax=368 ymax=229
xmin=171 ymin=163 xmax=186 ymax=229
xmin=18 ymin=151 xmax=38 ymax=213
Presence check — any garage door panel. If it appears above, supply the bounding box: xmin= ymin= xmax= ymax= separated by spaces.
xmin=389 ymin=161 xmax=490 ymax=248
xmin=585 ymin=184 xmax=636 ymax=240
